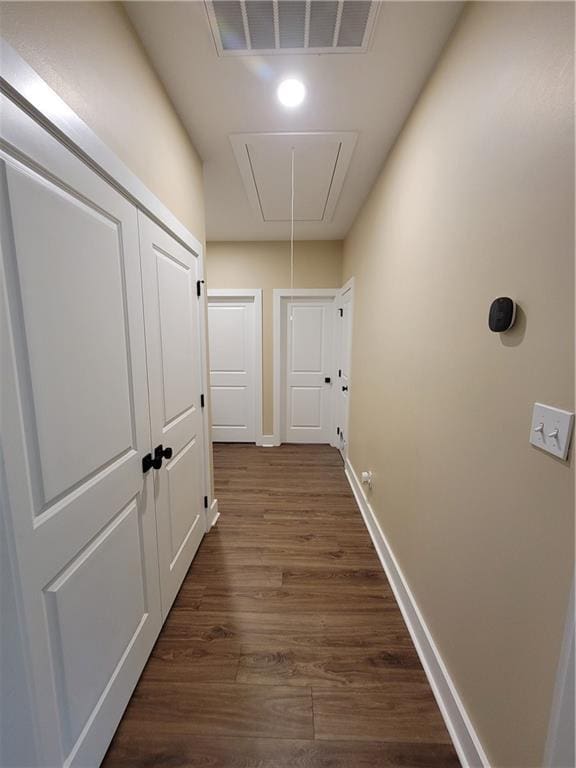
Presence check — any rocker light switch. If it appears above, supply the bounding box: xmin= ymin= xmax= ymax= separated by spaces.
xmin=529 ymin=403 xmax=574 ymax=461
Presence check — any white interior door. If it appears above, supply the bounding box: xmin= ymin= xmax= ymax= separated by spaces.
xmin=208 ymin=293 xmax=260 ymax=443
xmin=0 ymin=96 xmax=161 ymax=767
xmin=283 ymin=297 xmax=335 ymax=443
xmin=337 ymin=283 xmax=354 ymax=458
xmin=140 ymin=214 xmax=206 ymax=619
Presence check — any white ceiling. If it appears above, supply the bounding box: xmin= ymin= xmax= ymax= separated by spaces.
xmin=126 ymin=1 xmax=464 ymax=241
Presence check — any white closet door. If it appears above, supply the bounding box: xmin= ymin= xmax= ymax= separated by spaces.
xmin=284 ymin=298 xmax=334 ymax=443
xmin=0 ymin=96 xmax=161 ymax=767
xmin=139 ymin=214 xmax=206 ymax=618
xmin=208 ymin=296 xmax=256 ymax=442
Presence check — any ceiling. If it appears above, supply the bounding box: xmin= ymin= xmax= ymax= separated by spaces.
xmin=126 ymin=1 xmax=463 ymax=241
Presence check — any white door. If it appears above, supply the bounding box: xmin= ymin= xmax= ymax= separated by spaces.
xmin=139 ymin=214 xmax=206 ymax=619
xmin=0 ymin=96 xmax=161 ymax=767
xmin=283 ymin=297 xmax=335 ymax=443
xmin=208 ymin=293 xmax=260 ymax=443
xmin=336 ymin=283 xmax=354 ymax=458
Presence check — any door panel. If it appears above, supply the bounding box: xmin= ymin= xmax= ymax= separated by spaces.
xmin=0 ymin=95 xmax=161 ymax=768
xmin=284 ymin=298 xmax=334 ymax=443
xmin=5 ymin=163 xmax=134 ymax=507
xmin=44 ymin=502 xmax=144 ymax=753
xmin=208 ymin=297 xmax=256 ymax=442
xmin=140 ymin=214 xmax=205 ymax=618
xmin=157 ymin=250 xmax=197 ymax=423
xmin=291 ymin=387 xmax=323 ymax=428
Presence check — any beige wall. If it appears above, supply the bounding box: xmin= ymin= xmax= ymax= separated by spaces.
xmin=207 ymin=241 xmax=343 ymax=435
xmin=343 ymin=3 xmax=574 ymax=766
xmin=0 ymin=1 xmax=205 ymax=241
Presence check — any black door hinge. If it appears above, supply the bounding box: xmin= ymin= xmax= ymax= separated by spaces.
xmin=339 ymin=308 xmax=343 ymax=317
xmin=204 ymin=495 xmax=208 ymax=509
xmin=336 ymin=426 xmax=340 ymax=436
xmin=196 ymin=279 xmax=205 ymax=297
xmin=200 ymin=393 xmax=205 ymax=408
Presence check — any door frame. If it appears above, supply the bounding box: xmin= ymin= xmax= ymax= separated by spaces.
xmin=207 ymin=289 xmax=263 ymax=445
xmin=335 ymin=277 xmax=355 ymax=460
xmin=273 ymin=288 xmax=339 ymax=447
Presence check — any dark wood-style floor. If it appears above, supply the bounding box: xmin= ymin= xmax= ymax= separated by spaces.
xmin=103 ymin=444 xmax=460 ymax=767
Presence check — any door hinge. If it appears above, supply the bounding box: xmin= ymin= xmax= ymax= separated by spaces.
xmin=204 ymin=495 xmax=209 ymax=509
xmin=196 ymin=279 xmax=205 ymax=297
xmin=336 ymin=426 xmax=340 ymax=436
xmin=200 ymin=393 xmax=205 ymax=408
xmin=339 ymin=308 xmax=343 ymax=317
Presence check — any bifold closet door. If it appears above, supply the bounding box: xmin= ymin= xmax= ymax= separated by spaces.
xmin=0 ymin=96 xmax=161 ymax=767
xmin=139 ymin=214 xmax=206 ymax=618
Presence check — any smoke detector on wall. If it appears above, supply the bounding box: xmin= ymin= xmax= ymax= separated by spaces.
xmin=206 ymin=0 xmax=380 ymax=56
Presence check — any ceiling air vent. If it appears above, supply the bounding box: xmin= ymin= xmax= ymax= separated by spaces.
xmin=206 ymin=0 xmax=380 ymax=56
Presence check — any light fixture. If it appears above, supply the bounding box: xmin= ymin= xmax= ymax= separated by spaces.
xmin=277 ymin=78 xmax=306 ymax=108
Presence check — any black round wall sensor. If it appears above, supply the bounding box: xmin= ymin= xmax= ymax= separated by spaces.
xmin=489 ymin=297 xmax=516 ymax=332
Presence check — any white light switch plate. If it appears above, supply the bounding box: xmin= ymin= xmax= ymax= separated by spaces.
xmin=530 ymin=403 xmax=574 ymax=460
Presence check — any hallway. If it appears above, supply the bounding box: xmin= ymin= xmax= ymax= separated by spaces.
xmin=103 ymin=444 xmax=459 ymax=767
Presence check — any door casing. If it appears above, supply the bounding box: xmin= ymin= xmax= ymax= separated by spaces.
xmin=335 ymin=278 xmax=355 ymax=460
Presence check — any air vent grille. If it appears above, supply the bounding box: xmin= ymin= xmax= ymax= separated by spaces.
xmin=206 ymin=0 xmax=379 ymax=56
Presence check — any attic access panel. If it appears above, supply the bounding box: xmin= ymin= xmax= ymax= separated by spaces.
xmin=230 ymin=132 xmax=357 ymax=223
xmin=206 ymin=0 xmax=380 ymax=56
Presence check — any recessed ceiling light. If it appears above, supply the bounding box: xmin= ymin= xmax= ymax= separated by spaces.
xmin=277 ymin=79 xmax=306 ymax=108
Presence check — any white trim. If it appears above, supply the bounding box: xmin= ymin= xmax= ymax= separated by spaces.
xmin=0 ymin=38 xmax=202 ymax=257
xmin=207 ymin=499 xmax=220 ymax=528
xmin=345 ymin=457 xmax=490 ymax=768
xmin=272 ymin=288 xmax=339 ymax=446
xmin=257 ymin=435 xmax=278 ymax=447
xmin=207 ymin=289 xmax=263 ymax=445
xmin=336 ymin=277 xmax=355 ymax=460
xmin=544 ymin=577 xmax=575 ymax=767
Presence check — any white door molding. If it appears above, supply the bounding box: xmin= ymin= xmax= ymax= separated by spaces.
xmin=207 ymin=289 xmax=263 ymax=445
xmin=336 ymin=277 xmax=355 ymax=460
xmin=273 ymin=288 xmax=338 ymax=446
xmin=544 ymin=576 xmax=575 ymax=767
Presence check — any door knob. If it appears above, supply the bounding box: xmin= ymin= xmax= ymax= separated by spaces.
xmin=342 ymin=385 xmax=348 ymax=392
xmin=152 ymin=444 xmax=173 ymax=469
xmin=324 ymin=376 xmax=331 ymax=384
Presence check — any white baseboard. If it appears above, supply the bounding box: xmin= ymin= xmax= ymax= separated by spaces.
xmin=257 ymin=435 xmax=278 ymax=447
xmin=345 ymin=458 xmax=489 ymax=768
xmin=207 ymin=498 xmax=219 ymax=528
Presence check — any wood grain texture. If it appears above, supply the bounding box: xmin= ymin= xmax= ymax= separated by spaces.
xmin=103 ymin=444 xmax=459 ymax=767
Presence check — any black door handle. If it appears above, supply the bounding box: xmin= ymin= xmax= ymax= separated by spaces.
xmin=152 ymin=444 xmax=173 ymax=470
xmin=342 ymin=386 xmax=348 ymax=392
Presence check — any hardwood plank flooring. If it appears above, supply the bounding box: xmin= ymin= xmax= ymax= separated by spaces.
xmin=103 ymin=444 xmax=460 ymax=767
